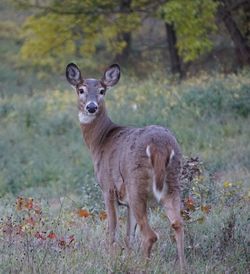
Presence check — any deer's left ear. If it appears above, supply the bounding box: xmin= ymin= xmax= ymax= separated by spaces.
xmin=102 ymin=64 xmax=120 ymax=87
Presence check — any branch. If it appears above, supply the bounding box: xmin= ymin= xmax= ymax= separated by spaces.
xmin=229 ymin=0 xmax=250 ymax=11
xmin=13 ymin=0 xmax=167 ymax=17
xmin=13 ymin=0 xmax=113 ymax=16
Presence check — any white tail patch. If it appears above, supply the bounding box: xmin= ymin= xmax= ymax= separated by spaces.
xmin=169 ymin=149 xmax=175 ymax=162
xmin=146 ymin=145 xmax=151 ymax=158
xmin=153 ymin=177 xmax=167 ymax=203
xmin=155 ymin=231 xmax=160 ymax=240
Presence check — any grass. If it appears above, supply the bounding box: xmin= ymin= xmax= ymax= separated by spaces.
xmin=0 ymin=194 xmax=248 ymax=273
xmin=1 ymin=71 xmax=249 ymax=198
xmin=0 ymin=62 xmax=250 ymax=272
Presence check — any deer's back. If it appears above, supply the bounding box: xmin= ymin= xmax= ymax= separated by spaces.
xmin=94 ymin=125 xmax=181 ymax=194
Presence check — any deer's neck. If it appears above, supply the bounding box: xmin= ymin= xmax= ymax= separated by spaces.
xmin=80 ymin=105 xmax=119 ymax=155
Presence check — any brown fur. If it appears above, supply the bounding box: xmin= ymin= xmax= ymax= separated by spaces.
xmin=66 ymin=63 xmax=185 ymax=272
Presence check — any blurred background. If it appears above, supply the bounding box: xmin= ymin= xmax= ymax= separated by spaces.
xmin=1 ymin=0 xmax=250 ymax=82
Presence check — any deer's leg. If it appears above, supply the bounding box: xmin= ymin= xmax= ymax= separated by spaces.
xmin=130 ymin=192 xmax=158 ymax=258
xmin=163 ymin=191 xmax=185 ymax=272
xmin=126 ymin=206 xmax=137 ymax=248
xmin=104 ymin=188 xmax=118 ymax=245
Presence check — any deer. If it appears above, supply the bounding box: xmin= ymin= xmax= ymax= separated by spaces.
xmin=65 ymin=63 xmax=185 ymax=272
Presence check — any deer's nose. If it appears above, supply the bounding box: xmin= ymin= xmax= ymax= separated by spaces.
xmin=86 ymin=102 xmax=98 ymax=114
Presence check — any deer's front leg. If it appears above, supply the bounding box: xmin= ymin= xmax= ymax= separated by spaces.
xmin=104 ymin=188 xmax=118 ymax=245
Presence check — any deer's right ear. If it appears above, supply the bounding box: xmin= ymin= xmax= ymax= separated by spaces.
xmin=66 ymin=63 xmax=82 ymax=86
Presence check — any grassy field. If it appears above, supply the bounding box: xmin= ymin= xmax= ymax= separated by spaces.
xmin=0 ymin=2 xmax=249 ymax=273
xmin=0 ymin=66 xmax=250 ymax=273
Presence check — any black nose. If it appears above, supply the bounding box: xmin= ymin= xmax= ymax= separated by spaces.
xmin=86 ymin=102 xmax=98 ymax=114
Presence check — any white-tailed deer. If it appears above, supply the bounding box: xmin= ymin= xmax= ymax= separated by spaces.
xmin=66 ymin=63 xmax=185 ymax=271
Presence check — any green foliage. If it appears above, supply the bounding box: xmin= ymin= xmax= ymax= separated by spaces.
xmin=20 ymin=14 xmax=77 ymax=69
xmin=16 ymin=0 xmax=219 ymax=70
xmin=160 ymin=0 xmax=218 ymax=61
xmin=180 ymin=73 xmax=250 ymax=118
xmin=19 ymin=0 xmax=140 ymax=71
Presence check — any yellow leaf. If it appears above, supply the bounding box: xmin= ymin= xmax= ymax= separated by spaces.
xmin=223 ymin=181 xmax=232 ymax=188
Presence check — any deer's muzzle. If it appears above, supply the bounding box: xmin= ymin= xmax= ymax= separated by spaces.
xmin=85 ymin=102 xmax=98 ymax=114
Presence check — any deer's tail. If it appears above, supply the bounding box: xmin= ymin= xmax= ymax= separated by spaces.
xmin=146 ymin=144 xmax=175 ymax=202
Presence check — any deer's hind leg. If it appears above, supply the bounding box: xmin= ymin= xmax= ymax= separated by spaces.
xmin=163 ymin=192 xmax=185 ymax=271
xmin=129 ymin=182 xmax=158 ymax=258
xmin=162 ymin=166 xmax=185 ymax=272
xmin=126 ymin=206 xmax=137 ymax=248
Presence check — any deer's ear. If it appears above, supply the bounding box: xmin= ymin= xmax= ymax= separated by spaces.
xmin=102 ymin=64 xmax=120 ymax=87
xmin=66 ymin=63 xmax=82 ymax=86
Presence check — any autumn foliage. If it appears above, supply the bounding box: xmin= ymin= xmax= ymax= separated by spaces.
xmin=0 ymin=196 xmax=110 ymax=256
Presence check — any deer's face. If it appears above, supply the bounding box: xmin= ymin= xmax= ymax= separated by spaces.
xmin=75 ymin=79 xmax=106 ymax=124
xmin=66 ymin=63 xmax=120 ymax=124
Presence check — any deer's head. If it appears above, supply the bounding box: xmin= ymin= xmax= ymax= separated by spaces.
xmin=66 ymin=63 xmax=120 ymax=124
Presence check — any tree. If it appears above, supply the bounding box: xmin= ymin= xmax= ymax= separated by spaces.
xmin=16 ymin=0 xmax=140 ymax=71
xmin=159 ymin=0 xmax=218 ymax=63
xmin=165 ymin=22 xmax=183 ymax=76
xmin=218 ymin=0 xmax=250 ymax=66
xmin=115 ymin=0 xmax=132 ymax=64
xmin=15 ymin=0 xmax=250 ymax=76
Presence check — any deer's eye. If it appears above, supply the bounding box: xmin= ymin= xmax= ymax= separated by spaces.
xmin=99 ymin=88 xmax=105 ymax=95
xmin=79 ymin=88 xmax=85 ymax=94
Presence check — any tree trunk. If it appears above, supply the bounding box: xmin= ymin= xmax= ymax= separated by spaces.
xmin=218 ymin=0 xmax=250 ymax=66
xmin=165 ymin=22 xmax=183 ymax=76
xmin=115 ymin=32 xmax=132 ymax=64
xmin=115 ymin=0 xmax=132 ymax=64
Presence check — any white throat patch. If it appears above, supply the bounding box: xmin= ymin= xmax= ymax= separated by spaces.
xmin=78 ymin=112 xmax=96 ymax=124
